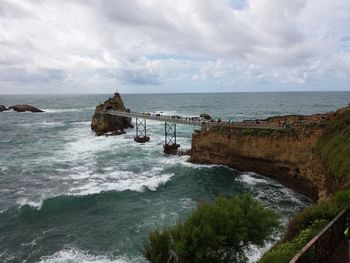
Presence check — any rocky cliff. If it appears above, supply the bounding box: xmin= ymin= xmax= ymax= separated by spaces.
xmin=91 ymin=93 xmax=133 ymax=136
xmin=190 ymin=106 xmax=350 ymax=201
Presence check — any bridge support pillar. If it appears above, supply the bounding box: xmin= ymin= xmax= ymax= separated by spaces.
xmin=164 ymin=122 xmax=180 ymax=154
xmin=134 ymin=118 xmax=150 ymax=143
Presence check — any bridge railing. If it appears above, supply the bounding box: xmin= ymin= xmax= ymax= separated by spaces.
xmin=289 ymin=205 xmax=350 ymax=263
xmin=104 ymin=110 xmax=283 ymax=130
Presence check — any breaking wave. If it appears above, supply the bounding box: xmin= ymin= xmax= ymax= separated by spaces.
xmin=42 ymin=108 xmax=90 ymax=113
xmin=237 ymin=172 xmax=271 ymax=186
xmin=39 ymin=248 xmax=141 ymax=263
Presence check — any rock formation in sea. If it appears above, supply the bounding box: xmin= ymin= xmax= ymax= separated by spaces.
xmin=8 ymin=104 xmax=43 ymax=112
xmin=91 ymin=93 xmax=133 ymax=136
xmin=0 ymin=105 xmax=8 ymax=112
xmin=190 ymin=105 xmax=350 ymax=201
xmin=200 ymin=113 xmax=212 ymax=120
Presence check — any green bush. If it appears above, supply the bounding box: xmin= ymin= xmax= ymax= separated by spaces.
xmin=284 ymin=201 xmax=338 ymax=240
xmin=143 ymin=194 xmax=280 ymax=263
xmin=143 ymin=229 xmax=173 ymax=263
xmin=332 ymin=189 xmax=350 ymax=209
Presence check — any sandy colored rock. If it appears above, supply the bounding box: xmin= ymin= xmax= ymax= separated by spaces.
xmin=190 ymin=105 xmax=350 ymax=201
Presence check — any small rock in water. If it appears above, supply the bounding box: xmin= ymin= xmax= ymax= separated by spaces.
xmin=0 ymin=105 xmax=8 ymax=112
xmin=200 ymin=113 xmax=212 ymax=120
xmin=8 ymin=104 xmax=43 ymax=112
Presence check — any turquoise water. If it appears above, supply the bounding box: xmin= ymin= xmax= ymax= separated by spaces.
xmin=1 ymin=92 xmax=350 ymax=263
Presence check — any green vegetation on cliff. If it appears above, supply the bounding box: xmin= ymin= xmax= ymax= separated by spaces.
xmin=259 ymin=108 xmax=350 ymax=262
xmin=315 ymin=109 xmax=350 ymax=188
xmin=258 ymin=219 xmax=328 ymax=263
xmin=143 ymin=194 xmax=280 ymax=263
xmin=258 ymin=190 xmax=350 ymax=262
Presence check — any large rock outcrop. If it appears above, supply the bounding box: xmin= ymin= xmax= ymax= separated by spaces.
xmin=8 ymin=104 xmax=43 ymax=112
xmin=190 ymin=105 xmax=350 ymax=201
xmin=91 ymin=93 xmax=132 ymax=136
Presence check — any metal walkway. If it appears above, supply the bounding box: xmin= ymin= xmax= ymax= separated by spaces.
xmin=104 ymin=110 xmax=282 ymax=129
xmin=104 ymin=110 xmax=282 ymax=153
xmin=105 ymin=110 xmax=203 ymax=126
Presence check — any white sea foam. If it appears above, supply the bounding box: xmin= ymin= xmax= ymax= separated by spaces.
xmin=238 ymin=172 xmax=270 ymax=186
xmin=179 ymin=158 xmax=225 ymax=169
xmin=68 ymin=169 xmax=174 ymax=196
xmin=42 ymin=108 xmax=81 ymax=113
xmin=21 ymin=239 xmax=37 ymax=247
xmin=0 ymin=208 xmax=8 ymax=214
xmin=246 ymin=239 xmax=277 ymax=263
xmin=19 ymin=122 xmax=64 ymax=127
xmin=16 ymin=197 xmax=44 ymax=208
xmin=70 ymin=121 xmax=91 ymax=125
xmin=179 ymin=197 xmax=196 ymax=209
xmin=39 ymin=248 xmax=140 ymax=263
xmin=279 ymin=187 xmax=307 ymax=206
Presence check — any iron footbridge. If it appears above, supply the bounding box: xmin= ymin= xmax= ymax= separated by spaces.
xmin=104 ymin=110 xmax=282 ymax=154
xmin=105 ymin=110 xmax=203 ymax=126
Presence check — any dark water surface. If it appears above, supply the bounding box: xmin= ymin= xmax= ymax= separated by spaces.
xmin=1 ymin=92 xmax=349 ymax=262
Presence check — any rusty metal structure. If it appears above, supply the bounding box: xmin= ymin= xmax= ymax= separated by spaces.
xmin=163 ymin=122 xmax=180 ymax=154
xmin=134 ymin=117 xmax=150 ymax=143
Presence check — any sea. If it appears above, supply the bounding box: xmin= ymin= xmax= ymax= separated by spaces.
xmin=1 ymin=92 xmax=350 ymax=263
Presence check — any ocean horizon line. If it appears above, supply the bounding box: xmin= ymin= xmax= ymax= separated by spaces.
xmin=2 ymin=90 xmax=350 ymax=96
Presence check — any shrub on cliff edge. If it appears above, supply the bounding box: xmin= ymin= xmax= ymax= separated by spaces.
xmin=258 ymin=189 xmax=350 ymax=263
xmin=258 ymin=219 xmax=328 ymax=263
xmin=142 ymin=194 xmax=280 ymax=263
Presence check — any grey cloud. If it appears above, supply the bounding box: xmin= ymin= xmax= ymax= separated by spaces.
xmin=118 ymin=69 xmax=161 ymax=86
xmin=0 ymin=0 xmax=349 ymax=93
xmin=0 ymin=68 xmax=67 ymax=83
xmin=0 ymin=1 xmax=35 ymax=19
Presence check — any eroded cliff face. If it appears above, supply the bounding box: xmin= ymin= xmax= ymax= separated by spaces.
xmin=91 ymin=93 xmax=133 ymax=136
xmin=190 ymin=107 xmax=350 ymax=201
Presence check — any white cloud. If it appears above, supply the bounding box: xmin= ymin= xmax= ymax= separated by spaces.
xmin=0 ymin=0 xmax=349 ymax=93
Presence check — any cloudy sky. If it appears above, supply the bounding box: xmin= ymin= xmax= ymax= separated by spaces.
xmin=0 ymin=0 xmax=350 ymax=94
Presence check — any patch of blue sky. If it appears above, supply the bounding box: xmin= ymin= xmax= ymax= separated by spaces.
xmin=340 ymin=36 xmax=350 ymax=51
xmin=227 ymin=0 xmax=247 ymax=10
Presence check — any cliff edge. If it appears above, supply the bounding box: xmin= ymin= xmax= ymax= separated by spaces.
xmin=190 ymin=105 xmax=350 ymax=201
